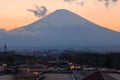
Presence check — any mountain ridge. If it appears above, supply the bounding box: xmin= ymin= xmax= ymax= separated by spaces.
xmin=12 ymin=9 xmax=118 ymax=33
xmin=0 ymin=9 xmax=120 ymax=50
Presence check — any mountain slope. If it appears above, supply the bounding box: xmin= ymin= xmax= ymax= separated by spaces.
xmin=2 ymin=9 xmax=120 ymax=49
xmin=13 ymin=9 xmax=116 ymax=33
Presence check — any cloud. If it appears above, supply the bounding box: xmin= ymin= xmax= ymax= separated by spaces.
xmin=27 ymin=5 xmax=47 ymax=18
xmin=39 ymin=6 xmax=48 ymax=16
xmin=64 ymin=0 xmax=74 ymax=4
xmin=64 ymin=0 xmax=85 ymax=6
xmin=76 ymin=1 xmax=85 ymax=6
xmin=112 ymin=0 xmax=118 ymax=3
xmin=98 ymin=0 xmax=119 ymax=7
xmin=104 ymin=0 xmax=109 ymax=7
xmin=64 ymin=0 xmax=119 ymax=7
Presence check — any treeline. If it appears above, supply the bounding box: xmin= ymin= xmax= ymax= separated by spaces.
xmin=0 ymin=50 xmax=120 ymax=69
xmin=0 ymin=51 xmax=37 ymax=66
xmin=59 ymin=50 xmax=120 ymax=69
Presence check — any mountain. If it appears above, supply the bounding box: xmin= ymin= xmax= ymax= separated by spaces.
xmin=1 ymin=9 xmax=120 ymax=50
xmin=13 ymin=9 xmax=116 ymax=33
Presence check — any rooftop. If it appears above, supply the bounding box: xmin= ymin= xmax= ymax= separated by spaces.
xmin=84 ymin=71 xmax=116 ymax=80
xmin=44 ymin=73 xmax=73 ymax=80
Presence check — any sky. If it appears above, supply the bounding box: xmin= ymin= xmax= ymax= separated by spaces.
xmin=0 ymin=0 xmax=120 ymax=31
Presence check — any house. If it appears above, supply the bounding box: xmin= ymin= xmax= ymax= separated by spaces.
xmin=13 ymin=72 xmax=39 ymax=80
xmin=15 ymin=60 xmax=46 ymax=72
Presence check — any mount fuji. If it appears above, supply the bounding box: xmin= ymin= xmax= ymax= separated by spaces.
xmin=1 ymin=9 xmax=120 ymax=50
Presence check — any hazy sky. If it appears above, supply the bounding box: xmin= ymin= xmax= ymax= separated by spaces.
xmin=0 ymin=0 xmax=120 ymax=31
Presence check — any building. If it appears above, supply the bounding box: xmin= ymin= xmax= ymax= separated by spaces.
xmin=13 ymin=72 xmax=39 ymax=80
xmin=48 ymin=60 xmax=69 ymax=71
xmin=16 ymin=60 xmax=46 ymax=72
xmin=84 ymin=71 xmax=117 ymax=80
xmin=0 ymin=75 xmax=13 ymax=80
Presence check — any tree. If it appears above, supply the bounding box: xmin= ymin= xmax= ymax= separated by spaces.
xmin=5 ymin=56 xmax=14 ymax=66
xmin=104 ymin=56 xmax=112 ymax=68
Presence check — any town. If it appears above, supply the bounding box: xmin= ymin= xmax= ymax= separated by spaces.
xmin=0 ymin=45 xmax=120 ymax=80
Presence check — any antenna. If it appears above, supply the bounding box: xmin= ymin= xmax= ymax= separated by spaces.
xmin=4 ymin=44 xmax=7 ymax=53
